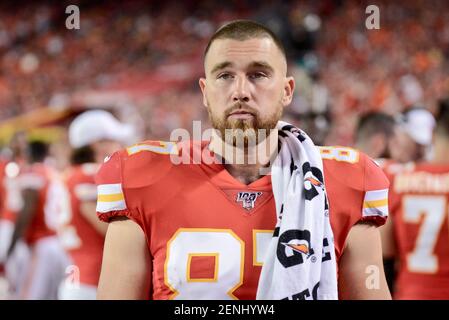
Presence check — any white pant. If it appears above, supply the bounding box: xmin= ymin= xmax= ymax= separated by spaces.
xmin=0 ymin=275 xmax=8 ymax=300
xmin=12 ymin=236 xmax=71 ymax=300
xmin=4 ymin=240 xmax=29 ymax=299
xmin=0 ymin=220 xmax=14 ymax=264
xmin=58 ymin=282 xmax=97 ymax=300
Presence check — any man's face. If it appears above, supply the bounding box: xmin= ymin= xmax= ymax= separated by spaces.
xmin=389 ymin=127 xmax=424 ymax=163
xmin=199 ymin=37 xmax=294 ymax=146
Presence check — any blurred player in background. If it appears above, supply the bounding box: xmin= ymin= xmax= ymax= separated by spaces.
xmin=57 ymin=110 xmax=135 ymax=300
xmin=96 ymin=20 xmax=390 ymax=300
xmin=6 ymin=141 xmax=71 ymax=299
xmin=354 ymin=112 xmax=397 ymax=161
xmin=0 ymin=159 xmax=10 ymax=296
xmin=353 ymin=112 xmax=398 ymax=291
xmin=0 ymin=159 xmax=11 ymax=267
xmin=381 ymin=100 xmax=449 ymax=299
xmin=0 ymin=132 xmax=29 ymax=298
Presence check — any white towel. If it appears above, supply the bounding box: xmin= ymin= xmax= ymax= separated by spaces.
xmin=256 ymin=121 xmax=338 ymax=300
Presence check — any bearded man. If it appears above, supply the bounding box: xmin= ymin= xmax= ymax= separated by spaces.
xmin=95 ymin=20 xmax=391 ymax=300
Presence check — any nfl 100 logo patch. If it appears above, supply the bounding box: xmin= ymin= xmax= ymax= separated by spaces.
xmin=236 ymin=191 xmax=262 ymax=210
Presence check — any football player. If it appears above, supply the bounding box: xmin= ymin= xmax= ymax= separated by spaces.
xmin=0 ymin=159 xmax=10 ymax=267
xmin=57 ymin=110 xmax=135 ymax=299
xmin=6 ymin=141 xmax=71 ymax=299
xmin=96 ymin=20 xmax=391 ymax=300
xmin=0 ymin=159 xmax=9 ymax=293
xmin=381 ymin=100 xmax=449 ymax=299
xmin=354 ymin=111 xmax=397 ymax=161
xmin=0 ymin=133 xmax=29 ymax=298
xmin=354 ymin=111 xmax=399 ymax=292
xmin=0 ymin=133 xmax=28 ymax=266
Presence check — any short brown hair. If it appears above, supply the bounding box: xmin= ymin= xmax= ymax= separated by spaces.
xmin=355 ymin=112 xmax=396 ymax=143
xmin=204 ymin=20 xmax=286 ymax=59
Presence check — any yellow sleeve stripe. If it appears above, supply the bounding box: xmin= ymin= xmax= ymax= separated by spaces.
xmin=363 ymin=199 xmax=388 ymax=209
xmin=96 ymin=183 xmax=127 ymax=213
xmin=97 ymin=193 xmax=125 ymax=202
xmin=362 ymin=188 xmax=389 ymax=217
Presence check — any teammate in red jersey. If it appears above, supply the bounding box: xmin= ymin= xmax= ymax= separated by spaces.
xmin=96 ymin=20 xmax=391 ymax=300
xmin=57 ymin=110 xmax=135 ymax=299
xmin=0 ymin=160 xmax=9 ymax=263
xmin=381 ymin=101 xmax=449 ymax=299
xmin=0 ymin=160 xmax=9 ymax=281
xmin=354 ymin=111 xmax=401 ymax=292
xmin=0 ymin=160 xmax=23 ymax=271
xmin=0 ymin=134 xmax=29 ymax=298
xmin=6 ymin=141 xmax=71 ymax=299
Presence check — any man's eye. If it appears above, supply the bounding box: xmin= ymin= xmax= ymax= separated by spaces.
xmin=249 ymin=72 xmax=267 ymax=79
xmin=217 ymin=73 xmax=233 ymax=80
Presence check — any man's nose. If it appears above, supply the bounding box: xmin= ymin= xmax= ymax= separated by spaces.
xmin=231 ymin=75 xmax=250 ymax=103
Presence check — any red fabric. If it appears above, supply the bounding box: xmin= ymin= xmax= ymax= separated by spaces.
xmin=65 ymin=164 xmax=104 ymax=287
xmin=22 ymin=164 xmax=56 ymax=244
xmin=388 ymin=163 xmax=449 ymax=299
xmin=0 ymin=160 xmax=6 ymax=221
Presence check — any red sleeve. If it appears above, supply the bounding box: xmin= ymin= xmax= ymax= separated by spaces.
xmin=95 ymin=151 xmax=142 ymax=226
xmin=360 ymin=153 xmax=390 ymax=226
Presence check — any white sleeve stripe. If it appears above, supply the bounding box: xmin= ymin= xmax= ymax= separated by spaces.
xmin=96 ymin=200 xmax=127 ymax=213
xmin=97 ymin=183 xmax=123 ymax=195
xmin=363 ymin=206 xmax=388 ymax=217
xmin=364 ymin=189 xmax=388 ymax=202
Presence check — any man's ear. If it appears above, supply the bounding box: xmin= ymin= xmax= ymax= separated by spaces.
xmin=282 ymin=76 xmax=295 ymax=106
xmin=199 ymin=78 xmax=208 ymax=108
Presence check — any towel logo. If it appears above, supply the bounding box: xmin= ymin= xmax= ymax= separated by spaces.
xmin=277 ymin=229 xmax=315 ymax=268
xmin=303 ymin=162 xmax=325 ymax=201
xmin=281 ymin=242 xmax=313 ymax=258
xmin=236 ymin=191 xmax=262 ymax=210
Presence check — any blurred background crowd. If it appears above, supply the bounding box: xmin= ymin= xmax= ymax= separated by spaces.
xmin=1 ymin=0 xmax=448 ymax=147
xmin=0 ymin=0 xmax=448 ymax=300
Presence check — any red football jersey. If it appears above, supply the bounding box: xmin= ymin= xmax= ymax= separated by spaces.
xmin=20 ymin=163 xmax=58 ymax=244
xmin=0 ymin=160 xmax=6 ymax=220
xmin=0 ymin=161 xmax=24 ymax=223
xmin=96 ymin=141 xmax=389 ymax=300
xmin=387 ymin=163 xmax=449 ymax=299
xmin=64 ymin=163 xmax=104 ymax=286
xmin=18 ymin=163 xmax=70 ymax=244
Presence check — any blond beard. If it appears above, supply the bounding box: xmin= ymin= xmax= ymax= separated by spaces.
xmin=207 ymin=102 xmax=283 ymax=148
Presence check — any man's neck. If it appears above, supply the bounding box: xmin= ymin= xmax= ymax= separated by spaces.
xmin=208 ymin=129 xmax=279 ymax=185
xmin=223 ymin=163 xmax=265 ymax=185
xmin=432 ymin=137 xmax=449 ymax=165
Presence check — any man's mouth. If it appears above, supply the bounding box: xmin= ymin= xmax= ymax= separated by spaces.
xmin=228 ymin=110 xmax=255 ymax=120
